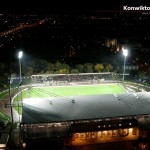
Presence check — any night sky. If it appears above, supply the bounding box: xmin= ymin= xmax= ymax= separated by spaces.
xmin=0 ymin=0 xmax=121 ymax=14
xmin=1 ymin=0 xmax=149 ymax=13
xmin=1 ymin=0 xmax=150 ymax=66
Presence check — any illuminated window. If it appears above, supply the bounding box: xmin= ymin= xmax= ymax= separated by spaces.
xmin=75 ymin=133 xmax=79 ymax=138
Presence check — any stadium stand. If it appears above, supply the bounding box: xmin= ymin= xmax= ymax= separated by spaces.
xmin=31 ymin=72 xmax=113 ymax=86
xmin=21 ymin=92 xmax=150 ymax=147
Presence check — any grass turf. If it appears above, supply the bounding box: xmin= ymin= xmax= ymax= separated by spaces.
xmin=22 ymin=84 xmax=126 ymax=98
xmin=14 ymin=83 xmax=126 ymax=114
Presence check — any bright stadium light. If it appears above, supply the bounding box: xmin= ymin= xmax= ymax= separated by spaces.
xmin=18 ymin=51 xmax=23 ymax=59
xmin=18 ymin=51 xmax=23 ymax=84
xmin=122 ymin=48 xmax=128 ymax=81
xmin=18 ymin=51 xmax=23 ymax=123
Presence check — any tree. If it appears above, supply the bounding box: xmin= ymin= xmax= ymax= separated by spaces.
xmin=83 ymin=63 xmax=93 ymax=73
xmin=26 ymin=67 xmax=33 ymax=76
xmin=106 ymin=64 xmax=113 ymax=72
xmin=46 ymin=62 xmax=54 ymax=74
xmin=75 ymin=64 xmax=84 ymax=73
xmin=54 ymin=61 xmax=70 ymax=74
xmin=56 ymin=69 xmax=69 ymax=74
xmin=38 ymin=59 xmax=48 ymax=74
xmin=71 ymin=69 xmax=79 ymax=74
xmin=61 ymin=63 xmax=70 ymax=71
xmin=94 ymin=63 xmax=104 ymax=72
xmin=54 ymin=61 xmax=62 ymax=73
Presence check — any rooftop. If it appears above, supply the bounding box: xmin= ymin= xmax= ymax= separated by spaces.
xmin=22 ymin=92 xmax=150 ymax=124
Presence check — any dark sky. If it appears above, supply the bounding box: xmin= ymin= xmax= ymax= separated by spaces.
xmin=0 ymin=0 xmax=123 ymax=14
xmin=1 ymin=0 xmax=150 ymax=65
xmin=1 ymin=0 xmax=150 ymax=14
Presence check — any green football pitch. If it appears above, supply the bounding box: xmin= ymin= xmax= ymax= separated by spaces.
xmin=23 ymin=84 xmax=126 ymax=98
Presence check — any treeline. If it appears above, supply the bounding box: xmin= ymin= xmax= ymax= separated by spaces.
xmin=19 ymin=59 xmax=114 ymax=76
xmin=1 ymin=57 xmax=146 ymax=89
xmin=0 ymin=58 xmax=117 ymax=88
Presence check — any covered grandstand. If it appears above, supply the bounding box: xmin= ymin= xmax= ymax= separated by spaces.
xmin=21 ymin=92 xmax=150 ymax=146
xmin=31 ymin=72 xmax=113 ymax=85
xmin=22 ymin=92 xmax=150 ymax=124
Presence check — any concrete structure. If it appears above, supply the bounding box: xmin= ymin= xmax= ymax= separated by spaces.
xmin=20 ymin=92 xmax=150 ymax=147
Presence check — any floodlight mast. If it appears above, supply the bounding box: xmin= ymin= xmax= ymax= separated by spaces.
xmin=122 ymin=49 xmax=128 ymax=81
xmin=18 ymin=51 xmax=23 ymax=84
xmin=9 ymin=76 xmax=14 ymax=124
xmin=18 ymin=51 xmax=23 ymax=123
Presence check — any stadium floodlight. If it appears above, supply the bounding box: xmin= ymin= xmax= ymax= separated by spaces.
xmin=122 ymin=48 xmax=128 ymax=81
xmin=18 ymin=51 xmax=23 ymax=84
xmin=9 ymin=76 xmax=13 ymax=124
xmin=18 ymin=51 xmax=23 ymax=123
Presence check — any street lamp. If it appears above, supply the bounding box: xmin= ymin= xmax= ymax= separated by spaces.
xmin=122 ymin=48 xmax=128 ymax=81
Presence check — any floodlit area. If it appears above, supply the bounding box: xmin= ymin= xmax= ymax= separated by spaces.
xmin=8 ymin=75 xmax=150 ymax=149
xmin=22 ymin=83 xmax=126 ymax=99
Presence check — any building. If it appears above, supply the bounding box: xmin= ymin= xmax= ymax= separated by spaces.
xmin=21 ymin=92 xmax=150 ymax=148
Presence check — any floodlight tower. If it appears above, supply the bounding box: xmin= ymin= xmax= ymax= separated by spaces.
xmin=18 ymin=51 xmax=23 ymax=85
xmin=122 ymin=48 xmax=128 ymax=81
xmin=18 ymin=51 xmax=23 ymax=123
xmin=9 ymin=76 xmax=14 ymax=124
